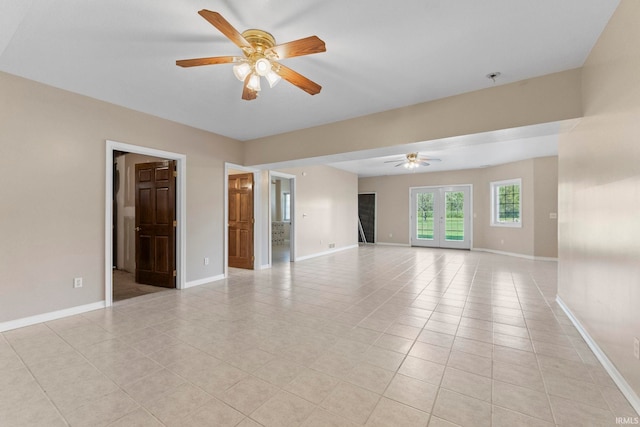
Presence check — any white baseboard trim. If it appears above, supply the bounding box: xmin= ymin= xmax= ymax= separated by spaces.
xmin=556 ymin=296 xmax=640 ymax=415
xmin=472 ymin=247 xmax=558 ymax=261
xmin=374 ymin=242 xmax=411 ymax=247
xmin=0 ymin=301 xmax=106 ymax=333
xmin=184 ymin=274 xmax=226 ymax=289
xmin=295 ymin=244 xmax=359 ymax=262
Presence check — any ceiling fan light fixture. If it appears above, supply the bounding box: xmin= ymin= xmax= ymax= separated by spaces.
xmin=265 ymin=70 xmax=281 ymax=88
xmin=233 ymin=62 xmax=251 ymax=81
xmin=254 ymin=57 xmax=272 ymax=76
xmin=247 ymin=73 xmax=262 ymax=91
xmin=176 ymin=10 xmax=326 ymax=100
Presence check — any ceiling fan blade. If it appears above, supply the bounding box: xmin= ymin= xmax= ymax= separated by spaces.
xmin=418 ymin=162 xmax=431 ymax=166
xmin=198 ymin=10 xmax=254 ymax=52
xmin=383 ymin=160 xmax=403 ymax=163
xmin=394 ymin=163 xmax=405 ymax=167
xmin=419 ymin=157 xmax=441 ymax=162
xmin=176 ymin=56 xmax=238 ymax=67
xmin=275 ymin=64 xmax=321 ymax=95
xmin=242 ymin=74 xmax=258 ymax=101
xmin=266 ymin=36 xmax=326 ymax=59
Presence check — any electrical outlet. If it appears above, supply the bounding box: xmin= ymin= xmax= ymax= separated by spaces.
xmin=329 ymin=243 xmax=335 ymax=248
xmin=204 ymin=257 xmax=209 ymax=266
xmin=73 ymin=277 xmax=83 ymax=288
xmin=634 ymin=337 xmax=639 ymax=360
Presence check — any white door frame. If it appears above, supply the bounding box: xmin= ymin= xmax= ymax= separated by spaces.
xmin=409 ymin=184 xmax=473 ymax=249
xmin=105 ymin=140 xmax=187 ymax=307
xmin=269 ymin=171 xmax=296 ymax=266
xmin=224 ymin=163 xmax=262 ymax=274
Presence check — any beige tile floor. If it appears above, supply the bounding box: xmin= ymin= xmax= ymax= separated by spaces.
xmin=1 ymin=246 xmax=637 ymax=426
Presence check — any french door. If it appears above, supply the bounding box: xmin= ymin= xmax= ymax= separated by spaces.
xmin=410 ymin=185 xmax=471 ymax=249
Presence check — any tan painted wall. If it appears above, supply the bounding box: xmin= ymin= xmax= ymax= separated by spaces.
xmin=244 ymin=69 xmax=582 ymax=166
xmin=276 ymin=165 xmax=358 ymax=259
xmin=358 ymin=157 xmax=558 ymax=258
xmin=533 ymin=157 xmax=559 ymax=258
xmin=558 ymin=0 xmax=640 ymax=398
xmin=0 ymin=71 xmax=242 ymax=323
xmin=359 ymin=168 xmax=479 ymax=246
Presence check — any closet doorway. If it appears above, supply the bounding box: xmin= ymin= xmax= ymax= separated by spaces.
xmin=270 ymin=172 xmax=295 ymax=264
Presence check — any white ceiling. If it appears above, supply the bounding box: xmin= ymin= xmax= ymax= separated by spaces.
xmin=0 ymin=0 xmax=618 ymax=176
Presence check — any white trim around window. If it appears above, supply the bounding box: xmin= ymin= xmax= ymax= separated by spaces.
xmin=490 ymin=178 xmax=522 ymax=228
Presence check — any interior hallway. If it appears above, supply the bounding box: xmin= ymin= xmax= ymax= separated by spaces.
xmin=0 ymin=246 xmax=635 ymax=426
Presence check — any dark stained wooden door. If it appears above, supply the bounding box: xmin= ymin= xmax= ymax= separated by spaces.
xmin=135 ymin=161 xmax=176 ymax=287
xmin=228 ymin=173 xmax=254 ymax=269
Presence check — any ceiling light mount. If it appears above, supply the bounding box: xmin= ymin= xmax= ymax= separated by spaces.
xmin=486 ymin=72 xmax=501 ymax=83
xmin=241 ymin=29 xmax=276 ymax=53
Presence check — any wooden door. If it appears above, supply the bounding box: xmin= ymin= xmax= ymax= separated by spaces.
xmin=229 ymin=173 xmax=254 ymax=269
xmin=135 ymin=161 xmax=176 ymax=287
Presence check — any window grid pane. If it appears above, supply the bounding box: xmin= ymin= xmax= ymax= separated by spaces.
xmin=496 ymin=184 xmax=520 ymax=223
xmin=445 ymin=191 xmax=464 ymax=241
xmin=416 ymin=193 xmax=434 ymax=239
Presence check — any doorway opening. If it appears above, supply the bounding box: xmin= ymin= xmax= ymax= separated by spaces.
xmin=410 ymin=185 xmax=472 ymax=249
xmin=358 ymin=193 xmax=376 ymax=244
xmin=106 ymin=141 xmax=186 ymax=307
xmin=270 ymin=172 xmax=295 ymax=264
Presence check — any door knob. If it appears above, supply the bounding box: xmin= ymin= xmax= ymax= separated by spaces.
xmin=135 ymin=227 xmax=141 ymax=231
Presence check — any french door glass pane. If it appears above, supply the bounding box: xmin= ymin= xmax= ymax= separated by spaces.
xmin=416 ymin=192 xmax=434 ymax=239
xmin=445 ymin=191 xmax=464 ymax=241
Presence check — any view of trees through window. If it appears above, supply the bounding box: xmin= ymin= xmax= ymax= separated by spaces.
xmin=497 ymin=184 xmax=520 ymax=222
xmin=416 ymin=191 xmax=464 ymax=240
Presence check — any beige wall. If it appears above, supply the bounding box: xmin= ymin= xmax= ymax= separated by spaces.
xmin=359 ymin=157 xmax=558 ymax=258
xmin=533 ymin=157 xmax=559 ymax=258
xmin=558 ymin=0 xmax=640 ymax=399
xmin=276 ymin=165 xmax=358 ymax=259
xmin=244 ymin=69 xmax=582 ymax=166
xmin=0 ymin=71 xmax=242 ymax=323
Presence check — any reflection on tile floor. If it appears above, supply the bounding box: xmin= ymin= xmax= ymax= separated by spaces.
xmin=1 ymin=246 xmax=637 ymax=426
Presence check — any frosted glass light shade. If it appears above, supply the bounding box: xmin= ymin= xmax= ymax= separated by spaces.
xmin=255 ymin=58 xmax=271 ymax=76
xmin=247 ymin=73 xmax=261 ymax=91
xmin=233 ymin=62 xmax=251 ymax=81
xmin=265 ymin=70 xmax=281 ymax=88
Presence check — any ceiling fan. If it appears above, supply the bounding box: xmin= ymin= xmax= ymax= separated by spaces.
xmin=176 ymin=10 xmax=326 ymax=101
xmin=385 ymin=153 xmax=442 ymax=169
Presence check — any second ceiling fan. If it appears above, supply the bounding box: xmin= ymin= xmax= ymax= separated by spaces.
xmin=176 ymin=10 xmax=326 ymax=100
xmin=385 ymin=153 xmax=442 ymax=169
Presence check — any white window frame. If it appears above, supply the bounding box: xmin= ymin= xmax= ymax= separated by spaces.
xmin=490 ymin=178 xmax=522 ymax=228
xmin=282 ymin=192 xmax=291 ymax=221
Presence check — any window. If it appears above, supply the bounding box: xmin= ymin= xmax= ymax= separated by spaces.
xmin=491 ymin=178 xmax=521 ymax=227
xmin=282 ymin=192 xmax=290 ymax=221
